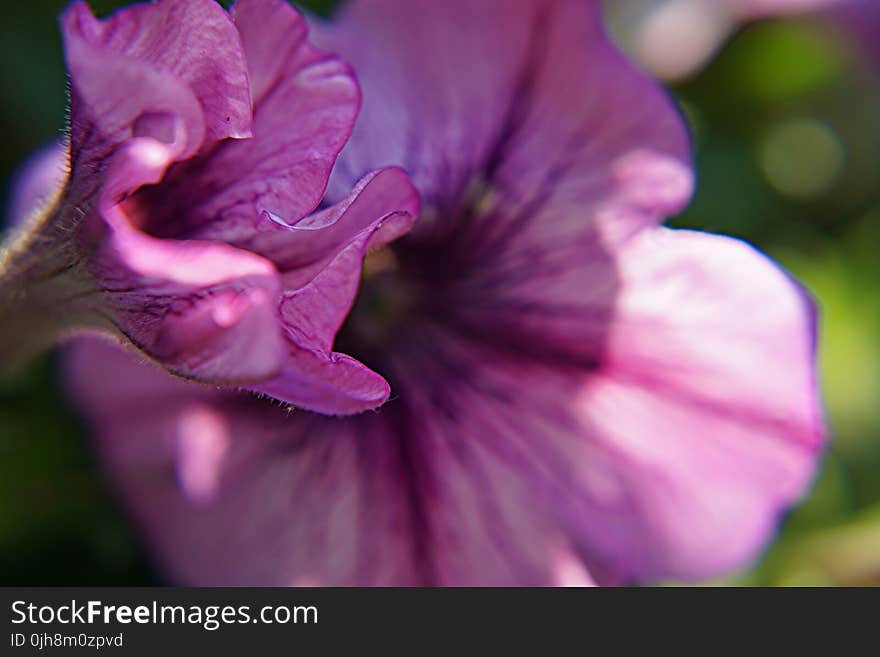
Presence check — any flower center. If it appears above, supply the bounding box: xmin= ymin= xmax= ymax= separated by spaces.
xmin=336 ymin=180 xmax=504 ymax=379
xmin=337 ymin=168 xmax=616 ymax=390
xmin=336 ymin=233 xmax=459 ymax=378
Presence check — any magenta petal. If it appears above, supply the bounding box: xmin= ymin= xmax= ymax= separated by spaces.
xmin=6 ymin=0 xmax=423 ymax=407
xmin=64 ymin=0 xmax=251 ymax=151
xmin=21 ymin=0 xmax=418 ymax=395
xmin=134 ymin=0 xmax=362 ymax=242
xmin=93 ymin=135 xmax=285 ymax=384
xmin=256 ymin=209 xmax=416 ymax=415
xmin=232 ymin=0 xmax=308 ymax=105
xmin=246 ymin=168 xmax=418 ymax=413
xmin=254 ymin=350 xmax=391 ymax=417
xmin=147 ymin=286 xmax=281 ymax=385
xmin=571 ymin=229 xmax=824 ymax=581
xmin=246 ymin=167 xmax=419 ymax=278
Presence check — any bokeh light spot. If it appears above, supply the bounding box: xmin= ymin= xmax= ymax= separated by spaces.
xmin=759 ymin=118 xmax=844 ymax=199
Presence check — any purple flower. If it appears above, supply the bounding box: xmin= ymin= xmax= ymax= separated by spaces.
xmin=0 ymin=0 xmax=418 ymax=414
xmin=66 ymin=0 xmax=824 ymax=585
xmin=832 ymin=0 xmax=880 ymax=64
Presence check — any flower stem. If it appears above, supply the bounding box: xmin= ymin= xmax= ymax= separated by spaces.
xmin=0 ymin=207 xmax=104 ymax=377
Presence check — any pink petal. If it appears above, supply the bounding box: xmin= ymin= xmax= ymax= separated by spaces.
xmin=570 ymin=229 xmax=824 ymax=580
xmin=62 ymin=0 xmax=280 ymax=384
xmin=66 ymin=337 xmax=415 ymax=585
xmin=232 ymin=0 xmax=308 ymax=105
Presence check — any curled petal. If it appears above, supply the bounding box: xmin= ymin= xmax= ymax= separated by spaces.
xmin=5 ymin=0 xmax=420 ymax=399
xmin=94 ymin=135 xmax=285 ymax=384
xmin=248 ymin=167 xmax=419 ymax=278
xmin=232 ymin=0 xmax=309 ymax=106
xmin=256 ymin=205 xmax=417 ymax=415
xmin=63 ymin=0 xmax=251 ymax=154
xmin=132 ymin=0 xmax=361 ymax=242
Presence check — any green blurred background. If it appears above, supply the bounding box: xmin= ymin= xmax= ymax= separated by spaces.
xmin=1 ymin=0 xmax=878 ymax=585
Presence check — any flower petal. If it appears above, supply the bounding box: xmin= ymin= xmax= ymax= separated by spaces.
xmin=61 ymin=0 xmax=823 ymax=588
xmin=186 ymin=166 xmax=418 ymax=413
xmin=315 ymin=0 xmax=692 ymax=243
xmin=570 ymin=229 xmax=824 ymax=580
xmin=63 ymin=0 xmax=258 ymax=374
xmin=67 ymin=336 xmax=595 ymax=585
xmin=244 ymin=167 xmax=419 ymax=279
xmin=68 ymin=225 xmax=823 ymax=585
xmin=69 ymin=227 xmax=822 ymax=584
xmin=232 ymin=0 xmax=308 ymax=105
xmin=63 ymin=0 xmax=251 ymax=154
xmin=92 ymin=135 xmax=286 ymax=384
xmin=255 ymin=202 xmax=417 ymax=415
xmin=53 ymin=0 xmax=416 ymax=394
xmin=130 ymin=0 xmax=361 ymax=241
xmin=66 ymin=336 xmax=415 ymax=585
